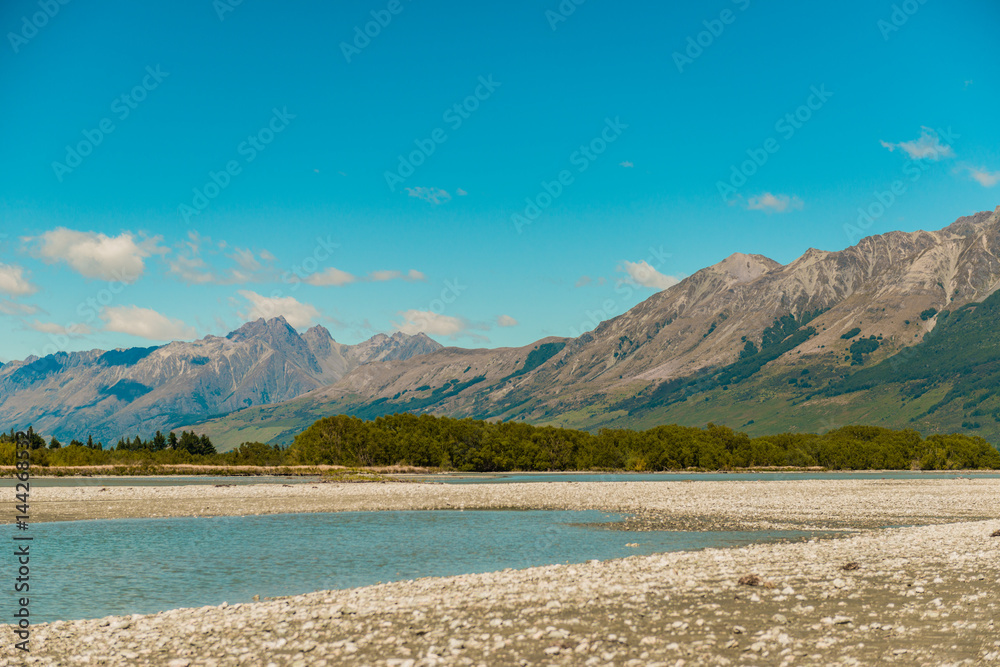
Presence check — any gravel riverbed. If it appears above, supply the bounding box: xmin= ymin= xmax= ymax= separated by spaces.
xmin=2 ymin=479 xmax=999 ymax=665
xmin=14 ymin=477 xmax=1000 ymax=529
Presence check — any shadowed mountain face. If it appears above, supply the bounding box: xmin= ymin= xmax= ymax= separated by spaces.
xmin=0 ymin=319 xmax=441 ymax=442
xmin=185 ymin=206 xmax=1000 ymax=450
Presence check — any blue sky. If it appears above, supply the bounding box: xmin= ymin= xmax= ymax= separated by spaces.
xmin=1 ymin=0 xmax=998 ymax=362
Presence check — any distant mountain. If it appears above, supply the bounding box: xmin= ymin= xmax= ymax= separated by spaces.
xmin=185 ymin=206 xmax=1000 ymax=450
xmin=0 ymin=319 xmax=440 ymax=443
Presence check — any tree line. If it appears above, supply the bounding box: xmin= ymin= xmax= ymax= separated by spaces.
xmin=3 ymin=415 xmax=999 ymax=471
xmin=0 ymin=427 xmax=219 ymax=467
xmin=286 ymin=413 xmax=1000 ymax=471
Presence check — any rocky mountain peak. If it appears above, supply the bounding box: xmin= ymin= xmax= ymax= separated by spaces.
xmin=226 ymin=316 xmax=300 ymax=344
xmin=302 ymin=324 xmax=334 ymax=344
xmin=941 ymin=207 xmax=1000 ymax=238
xmin=711 ymin=252 xmax=780 ymax=284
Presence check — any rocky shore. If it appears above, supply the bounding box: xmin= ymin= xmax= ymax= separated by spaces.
xmin=2 ymin=479 xmax=999 ymax=665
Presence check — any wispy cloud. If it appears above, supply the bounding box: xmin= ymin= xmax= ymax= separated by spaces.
xmin=619 ymin=161 xmax=634 ymax=168
xmin=496 ymin=314 xmax=518 ymax=327
xmin=167 ymin=231 xmax=277 ymax=285
xmin=29 ymin=321 xmax=92 ymax=337
xmin=405 ymin=187 xmax=452 ymax=204
xmin=103 ymin=306 xmax=196 ymax=341
xmin=963 ymin=166 xmax=1000 ymax=188
xmin=880 ymin=127 xmax=955 ymax=161
xmin=746 ymin=192 xmax=804 ymax=213
xmin=370 ymin=269 xmax=426 ymax=282
xmin=0 ymin=300 xmax=39 ymax=316
xmin=574 ymin=275 xmax=607 ymax=288
xmin=619 ymin=260 xmax=680 ymax=290
xmin=304 ymin=268 xmax=426 ymax=287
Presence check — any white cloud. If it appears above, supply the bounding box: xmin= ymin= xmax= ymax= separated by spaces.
xmin=620 ymin=260 xmax=680 ymax=290
xmin=619 ymin=161 xmax=634 ymax=168
xmin=304 ymin=267 xmax=357 ymax=287
xmin=405 ymin=187 xmax=452 ymax=204
xmin=0 ymin=263 xmax=37 ymax=296
xmin=103 ymin=306 xmax=197 ymax=341
xmin=746 ymin=192 xmax=804 ymax=213
xmin=456 ymin=188 xmax=468 ymax=196
xmin=28 ymin=228 xmax=164 ymax=282
xmin=237 ymin=290 xmax=320 ymax=328
xmin=880 ymin=127 xmax=955 ymax=161
xmin=393 ymin=310 xmax=466 ymax=337
xmin=29 ymin=321 xmax=92 ymax=337
xmin=497 ymin=314 xmax=518 ymax=327
xmin=574 ymin=276 xmax=592 ymax=288
xmin=965 ymin=166 xmax=1000 ymax=188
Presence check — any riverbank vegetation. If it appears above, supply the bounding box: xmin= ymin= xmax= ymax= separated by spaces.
xmin=287 ymin=414 xmax=1000 ymax=471
xmin=3 ymin=415 xmax=999 ymax=472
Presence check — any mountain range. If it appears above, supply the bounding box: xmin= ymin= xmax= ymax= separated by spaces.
xmin=184 ymin=205 xmax=1000 ymax=450
xmin=5 ymin=205 xmax=1000 ymax=451
xmin=0 ymin=320 xmax=440 ymax=443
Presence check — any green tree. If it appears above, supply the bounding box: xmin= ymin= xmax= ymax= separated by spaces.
xmin=151 ymin=431 xmax=167 ymax=452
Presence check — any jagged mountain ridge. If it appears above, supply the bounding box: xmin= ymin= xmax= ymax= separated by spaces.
xmin=0 ymin=319 xmax=441 ymax=442
xmin=185 ymin=206 xmax=1000 ymax=449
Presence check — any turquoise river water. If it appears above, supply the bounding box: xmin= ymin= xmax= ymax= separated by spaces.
xmin=2 ymin=510 xmax=822 ymax=624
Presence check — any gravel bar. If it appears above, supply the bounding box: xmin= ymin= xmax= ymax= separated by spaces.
xmin=1 ymin=480 xmax=998 ymax=665
xmin=10 ymin=478 xmax=1000 ymax=530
